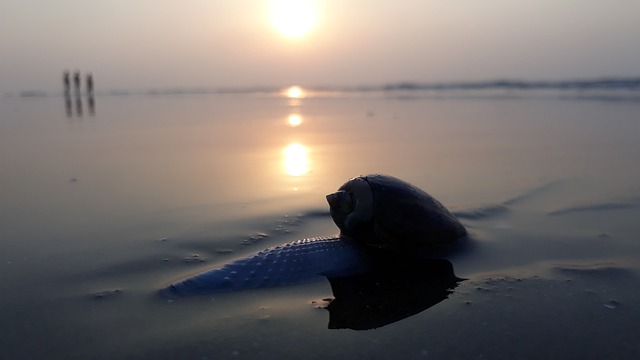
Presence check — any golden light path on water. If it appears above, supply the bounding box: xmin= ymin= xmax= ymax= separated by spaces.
xmin=281 ymin=85 xmax=311 ymax=191
xmin=284 ymin=143 xmax=310 ymax=177
xmin=286 ymin=85 xmax=304 ymax=127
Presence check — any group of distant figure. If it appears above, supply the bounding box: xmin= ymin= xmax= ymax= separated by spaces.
xmin=64 ymin=70 xmax=93 ymax=96
xmin=63 ymin=70 xmax=95 ymax=117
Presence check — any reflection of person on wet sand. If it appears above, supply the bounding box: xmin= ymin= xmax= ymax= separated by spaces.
xmin=88 ymin=95 xmax=95 ymax=116
xmin=75 ymin=96 xmax=83 ymax=117
xmin=64 ymin=96 xmax=72 ymax=117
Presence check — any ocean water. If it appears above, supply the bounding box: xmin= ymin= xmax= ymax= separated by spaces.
xmin=1 ymin=86 xmax=640 ymax=359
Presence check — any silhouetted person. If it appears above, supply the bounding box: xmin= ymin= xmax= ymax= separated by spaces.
xmin=86 ymin=73 xmax=94 ymax=96
xmin=73 ymin=71 xmax=81 ymax=96
xmin=63 ymin=71 xmax=71 ymax=96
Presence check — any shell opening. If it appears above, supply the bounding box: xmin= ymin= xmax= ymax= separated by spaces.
xmin=327 ymin=176 xmax=374 ymax=240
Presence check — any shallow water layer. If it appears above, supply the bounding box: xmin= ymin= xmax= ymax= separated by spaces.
xmin=1 ymin=91 xmax=640 ymax=359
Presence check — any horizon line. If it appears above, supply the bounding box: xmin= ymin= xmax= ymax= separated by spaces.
xmin=6 ymin=76 xmax=640 ymax=98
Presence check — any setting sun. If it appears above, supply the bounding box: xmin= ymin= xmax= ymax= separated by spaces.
xmin=270 ymin=0 xmax=316 ymax=38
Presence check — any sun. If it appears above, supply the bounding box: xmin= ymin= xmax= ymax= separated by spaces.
xmin=270 ymin=0 xmax=316 ymax=39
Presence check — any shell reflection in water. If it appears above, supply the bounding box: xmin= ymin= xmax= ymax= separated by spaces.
xmin=284 ymin=143 xmax=310 ymax=176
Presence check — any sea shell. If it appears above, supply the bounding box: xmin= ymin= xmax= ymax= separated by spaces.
xmin=163 ymin=174 xmax=466 ymax=296
xmin=326 ymin=174 xmax=467 ymax=252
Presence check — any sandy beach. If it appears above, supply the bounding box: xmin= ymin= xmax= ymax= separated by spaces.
xmin=1 ymin=88 xmax=640 ymax=359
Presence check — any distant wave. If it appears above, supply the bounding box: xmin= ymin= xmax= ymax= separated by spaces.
xmin=377 ymin=78 xmax=640 ymax=91
xmin=547 ymin=201 xmax=637 ymax=216
xmin=17 ymin=91 xmax=48 ymax=97
xmin=324 ymin=78 xmax=640 ymax=102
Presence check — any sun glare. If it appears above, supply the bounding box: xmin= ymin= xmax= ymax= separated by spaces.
xmin=271 ymin=0 xmax=316 ymax=38
xmin=285 ymin=85 xmax=304 ymax=98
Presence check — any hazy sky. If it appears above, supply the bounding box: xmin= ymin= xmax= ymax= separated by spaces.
xmin=2 ymin=0 xmax=639 ymax=92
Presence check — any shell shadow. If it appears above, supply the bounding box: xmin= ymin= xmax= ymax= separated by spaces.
xmin=324 ymin=257 xmax=463 ymax=330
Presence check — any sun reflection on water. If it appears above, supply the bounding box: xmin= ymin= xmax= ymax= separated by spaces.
xmin=284 ymin=143 xmax=310 ymax=177
xmin=288 ymin=114 xmax=303 ymax=127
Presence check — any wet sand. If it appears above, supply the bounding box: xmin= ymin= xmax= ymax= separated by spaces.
xmin=1 ymin=89 xmax=639 ymax=359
